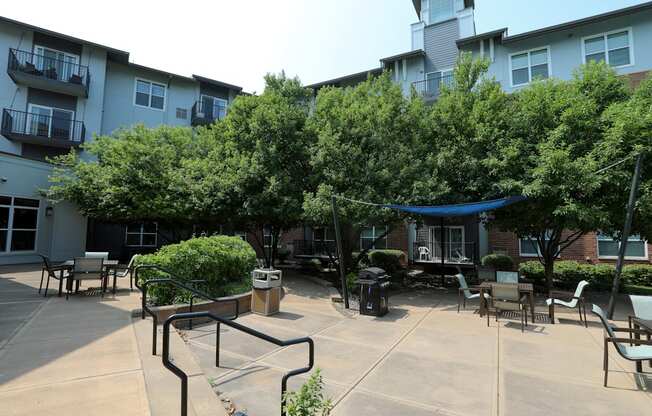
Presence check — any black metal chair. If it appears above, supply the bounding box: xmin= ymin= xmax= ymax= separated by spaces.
xmin=38 ymin=254 xmax=69 ymax=297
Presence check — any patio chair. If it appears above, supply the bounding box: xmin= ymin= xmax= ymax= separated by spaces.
xmin=38 ymin=254 xmax=69 ymax=297
xmin=68 ymin=257 xmax=106 ymax=300
xmin=496 ymin=271 xmax=519 ymax=284
xmin=85 ymin=251 xmax=109 ymax=259
xmin=111 ymin=254 xmax=139 ymax=292
xmin=456 ymin=273 xmax=490 ymax=313
xmin=488 ymin=283 xmax=529 ymax=332
xmin=547 ymin=280 xmax=589 ymax=327
xmin=592 ymin=304 xmax=652 ymax=386
xmin=418 ymin=246 xmax=430 ymax=261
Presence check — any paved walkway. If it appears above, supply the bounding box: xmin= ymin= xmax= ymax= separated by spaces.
xmin=183 ymin=276 xmax=652 ymax=416
xmin=0 ymin=265 xmax=150 ymax=416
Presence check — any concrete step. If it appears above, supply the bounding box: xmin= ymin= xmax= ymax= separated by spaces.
xmin=132 ymin=317 xmax=227 ymax=416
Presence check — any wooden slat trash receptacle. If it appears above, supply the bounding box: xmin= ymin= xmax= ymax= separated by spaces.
xmin=251 ymin=268 xmax=282 ymax=316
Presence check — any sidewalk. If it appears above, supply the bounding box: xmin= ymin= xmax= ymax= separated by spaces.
xmin=0 ymin=266 xmax=150 ymax=416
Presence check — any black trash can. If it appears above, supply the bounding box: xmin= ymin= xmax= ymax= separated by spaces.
xmin=356 ymin=267 xmax=390 ymax=317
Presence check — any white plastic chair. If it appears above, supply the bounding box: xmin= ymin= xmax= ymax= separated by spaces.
xmin=418 ymin=246 xmax=430 ymax=261
xmin=547 ymin=280 xmax=589 ymax=326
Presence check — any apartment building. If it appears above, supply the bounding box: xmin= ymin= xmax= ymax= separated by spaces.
xmin=303 ymin=0 xmax=652 ymax=271
xmin=0 ymin=16 xmax=242 ymax=264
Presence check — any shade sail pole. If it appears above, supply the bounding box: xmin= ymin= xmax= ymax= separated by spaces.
xmin=607 ymin=153 xmax=643 ymax=319
xmin=440 ymin=217 xmax=445 ymax=282
xmin=331 ymin=195 xmax=349 ymax=309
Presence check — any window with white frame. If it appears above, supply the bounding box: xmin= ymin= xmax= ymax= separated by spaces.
xmin=583 ymin=29 xmax=633 ymax=68
xmin=597 ymin=233 xmax=647 ymax=260
xmin=0 ymin=195 xmax=40 ymax=253
xmin=135 ymin=79 xmax=166 ymax=110
xmin=125 ymin=222 xmax=157 ymax=247
xmin=263 ymin=226 xmax=282 ymax=248
xmin=25 ymin=104 xmax=75 ymax=140
xmin=313 ymin=227 xmax=334 ymax=242
xmin=360 ymin=226 xmax=388 ymax=250
xmin=234 ymin=231 xmax=247 ymax=241
xmin=519 ymin=232 xmax=557 ymax=257
xmin=429 ymin=0 xmax=454 ymax=24
xmin=510 ymin=47 xmax=550 ymax=87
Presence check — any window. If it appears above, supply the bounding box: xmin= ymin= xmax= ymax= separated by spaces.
xmin=518 ymin=232 xmax=557 ymax=257
xmin=26 ymin=104 xmax=75 ymax=140
xmin=125 ymin=222 xmax=157 ymax=247
xmin=263 ymin=226 xmax=282 ymax=248
xmin=200 ymin=95 xmax=228 ymax=121
xmin=360 ymin=226 xmax=387 ymax=250
xmin=0 ymin=195 xmax=40 ymax=253
xmin=429 ymin=0 xmax=454 ymax=23
xmin=428 ymin=226 xmax=464 ymax=259
xmin=134 ymin=79 xmax=166 ymax=110
xmin=597 ymin=233 xmax=647 ymax=260
xmin=313 ymin=227 xmax=334 ymax=242
xmin=234 ymin=231 xmax=247 ymax=241
xmin=510 ymin=47 xmax=550 ymax=87
xmin=583 ymin=29 xmax=633 ymax=68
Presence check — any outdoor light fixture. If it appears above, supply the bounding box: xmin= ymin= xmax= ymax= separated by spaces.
xmin=45 ymin=206 xmax=54 ymax=217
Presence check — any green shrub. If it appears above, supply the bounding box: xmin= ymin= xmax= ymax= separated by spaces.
xmin=481 ymin=253 xmax=514 ymax=271
xmin=301 ymin=258 xmax=323 ymax=274
xmin=283 ymin=369 xmax=332 ymax=416
xmin=518 ymin=261 xmax=545 ymax=285
xmin=622 ymin=264 xmax=652 ymax=286
xmin=346 ymin=272 xmax=358 ymax=295
xmin=519 ymin=260 xmax=615 ymax=291
xmin=136 ymin=235 xmax=256 ymax=306
xmin=368 ymin=249 xmax=405 ymax=274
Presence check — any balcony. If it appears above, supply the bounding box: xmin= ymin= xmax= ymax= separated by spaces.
xmin=1 ymin=108 xmax=85 ymax=148
xmin=191 ymin=100 xmax=227 ymax=126
xmin=412 ymin=241 xmax=476 ymax=265
xmin=292 ymin=240 xmax=337 ymax=260
xmin=7 ymin=49 xmax=90 ymax=97
xmin=412 ymin=74 xmax=454 ymax=100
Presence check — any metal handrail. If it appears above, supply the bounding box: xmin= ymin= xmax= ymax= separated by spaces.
xmin=1 ymin=108 xmax=86 ymax=143
xmin=411 ymin=74 xmax=454 ymax=98
xmin=8 ymin=48 xmax=90 ymax=93
xmin=134 ymin=264 xmax=240 ymax=355
xmin=163 ymin=311 xmax=314 ymax=416
xmin=191 ymin=100 xmax=227 ymax=122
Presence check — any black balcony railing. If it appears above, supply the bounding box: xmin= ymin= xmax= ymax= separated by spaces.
xmin=1 ymin=108 xmax=85 ymax=145
xmin=412 ymin=241 xmax=475 ymax=264
xmin=293 ymin=240 xmax=337 ymax=257
xmin=7 ymin=48 xmax=90 ymax=95
xmin=412 ymin=74 xmax=454 ymax=99
xmin=191 ymin=100 xmax=227 ymax=125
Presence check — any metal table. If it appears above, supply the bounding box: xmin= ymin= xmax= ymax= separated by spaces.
xmin=632 ymin=317 xmax=652 ymax=372
xmin=479 ymin=281 xmax=536 ymax=322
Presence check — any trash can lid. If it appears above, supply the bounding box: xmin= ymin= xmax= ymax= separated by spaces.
xmin=359 ymin=267 xmax=387 ymax=279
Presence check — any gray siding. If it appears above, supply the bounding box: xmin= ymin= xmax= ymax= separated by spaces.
xmin=32 ymin=32 xmax=82 ymax=56
xmin=424 ymin=18 xmax=460 ymax=73
xmin=27 ymin=88 xmax=77 ymax=111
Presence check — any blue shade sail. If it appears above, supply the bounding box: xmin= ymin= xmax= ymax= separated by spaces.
xmin=383 ymin=196 xmax=527 ymax=217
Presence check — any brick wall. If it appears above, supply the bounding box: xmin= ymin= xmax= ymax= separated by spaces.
xmin=488 ymin=229 xmax=652 ymax=266
xmin=626 ymin=71 xmax=650 ymax=89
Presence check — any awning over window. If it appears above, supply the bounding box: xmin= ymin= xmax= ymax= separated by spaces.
xmin=383 ymin=196 xmax=526 ymax=217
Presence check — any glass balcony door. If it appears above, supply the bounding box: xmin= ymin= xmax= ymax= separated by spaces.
xmin=26 ymin=104 xmax=74 ymax=140
xmin=33 ymin=45 xmax=79 ymax=82
xmin=200 ymin=95 xmax=227 ymax=120
xmin=428 ymin=225 xmax=464 ymax=260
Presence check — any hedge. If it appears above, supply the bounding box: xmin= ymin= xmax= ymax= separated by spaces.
xmin=135 ymin=235 xmax=256 ymax=305
xmin=481 ymin=254 xmax=514 ymax=271
xmin=518 ymin=260 xmax=652 ymax=292
xmin=368 ymin=249 xmax=406 ymax=274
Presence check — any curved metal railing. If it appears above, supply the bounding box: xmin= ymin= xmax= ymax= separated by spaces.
xmin=163 ymin=311 xmax=314 ymax=416
xmin=134 ymin=264 xmax=240 ymax=354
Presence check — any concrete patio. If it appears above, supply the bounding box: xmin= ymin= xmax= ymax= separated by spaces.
xmin=1 ymin=264 xmax=651 ymax=416
xmin=183 ymin=275 xmax=652 ymax=416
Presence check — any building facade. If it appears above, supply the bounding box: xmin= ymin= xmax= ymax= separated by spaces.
xmin=0 ymin=16 xmax=242 ymax=264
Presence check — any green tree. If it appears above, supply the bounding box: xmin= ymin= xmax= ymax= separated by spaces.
xmin=200 ymin=73 xmax=314 ymax=266
xmin=304 ymin=73 xmax=431 ymax=272
xmin=485 ymin=62 xmax=632 ymax=291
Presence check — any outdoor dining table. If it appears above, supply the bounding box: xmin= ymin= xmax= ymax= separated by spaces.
xmin=478 ymin=281 xmax=536 ymax=322
xmin=60 ymin=259 xmax=121 ymax=295
xmin=631 ymin=317 xmax=652 ymax=372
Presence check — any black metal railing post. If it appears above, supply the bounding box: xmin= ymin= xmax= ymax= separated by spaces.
xmin=163 ymin=311 xmax=314 ymax=416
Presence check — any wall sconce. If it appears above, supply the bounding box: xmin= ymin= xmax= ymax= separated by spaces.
xmin=45 ymin=206 xmax=54 ymax=217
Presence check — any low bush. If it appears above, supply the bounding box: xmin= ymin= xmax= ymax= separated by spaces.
xmin=283 ymin=369 xmax=332 ymax=416
xmin=622 ymin=264 xmax=652 ymax=287
xmin=481 ymin=253 xmax=514 ymax=271
xmin=367 ymin=249 xmax=406 ymax=274
xmin=300 ymin=258 xmax=323 ymax=274
xmin=135 ymin=235 xmax=256 ymax=306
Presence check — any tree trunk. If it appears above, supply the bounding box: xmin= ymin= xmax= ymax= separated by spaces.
xmin=270 ymin=227 xmax=280 ymax=268
xmin=543 ymin=256 xmax=554 ymax=294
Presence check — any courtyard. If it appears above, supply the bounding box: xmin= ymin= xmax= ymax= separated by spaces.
xmin=1 ymin=265 xmax=651 ymax=416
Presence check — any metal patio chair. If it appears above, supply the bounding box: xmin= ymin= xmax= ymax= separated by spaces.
xmin=547 ymin=280 xmax=589 ymax=326
xmin=488 ymin=283 xmax=529 ymax=332
xmin=38 ymin=254 xmax=70 ymax=297
xmin=111 ymin=254 xmax=139 ymax=292
xmin=592 ymin=304 xmax=652 ymax=387
xmin=68 ymin=257 xmax=106 ymax=300
xmin=456 ymin=273 xmax=490 ymax=312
